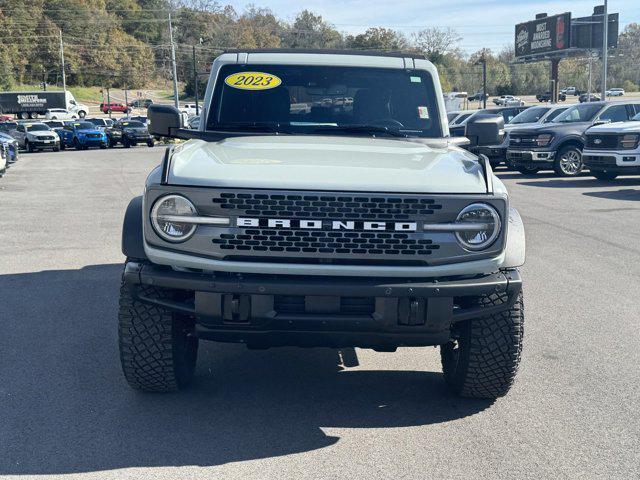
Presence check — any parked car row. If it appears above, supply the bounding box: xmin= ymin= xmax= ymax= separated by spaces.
xmin=447 ymin=100 xmax=640 ymax=181
xmin=0 ymin=116 xmax=155 ymax=155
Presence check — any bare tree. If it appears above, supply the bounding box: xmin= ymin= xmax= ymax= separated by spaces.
xmin=412 ymin=27 xmax=461 ymax=60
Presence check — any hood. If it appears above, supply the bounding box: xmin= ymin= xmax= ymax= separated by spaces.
xmin=28 ymin=130 xmax=57 ymax=138
xmin=168 ymin=135 xmax=488 ymax=194
xmin=586 ymin=121 xmax=640 ymax=134
xmin=509 ymin=121 xmax=591 ymax=135
xmin=77 ymin=128 xmax=103 ymax=135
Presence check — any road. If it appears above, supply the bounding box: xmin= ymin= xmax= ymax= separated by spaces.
xmin=1 ymin=147 xmax=639 ymax=479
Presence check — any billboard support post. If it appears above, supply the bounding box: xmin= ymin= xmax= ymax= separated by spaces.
xmin=601 ymin=0 xmax=608 ymax=101
xmin=550 ymin=58 xmax=559 ymax=102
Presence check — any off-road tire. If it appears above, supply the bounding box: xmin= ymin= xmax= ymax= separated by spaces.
xmin=118 ymin=282 xmax=199 ymax=392
xmin=591 ymin=170 xmax=618 ymax=181
xmin=441 ymin=292 xmax=524 ymax=399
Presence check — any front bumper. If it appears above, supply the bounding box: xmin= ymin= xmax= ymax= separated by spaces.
xmin=478 ymin=145 xmax=507 ymax=162
xmin=122 ymin=260 xmax=522 ymax=348
xmin=583 ymin=151 xmax=640 ymax=174
xmin=507 ymin=149 xmax=556 ymax=167
xmin=30 ymin=139 xmax=59 ymax=148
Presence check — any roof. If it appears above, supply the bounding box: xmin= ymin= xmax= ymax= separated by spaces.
xmin=222 ymin=48 xmax=427 ymax=60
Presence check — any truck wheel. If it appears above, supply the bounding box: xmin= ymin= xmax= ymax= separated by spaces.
xmin=78 ymin=111 xmax=86 ymax=118
xmin=441 ymin=292 xmax=524 ymax=399
xmin=107 ymin=109 xmax=112 ymax=114
xmin=591 ymin=170 xmax=618 ymax=181
xmin=118 ymin=282 xmax=198 ymax=392
xmin=554 ymin=146 xmax=583 ymax=176
xmin=517 ymin=166 xmax=539 ymax=175
xmin=147 ymin=139 xmax=155 ymax=147
xmin=29 ymin=112 xmax=38 ymax=119
xmin=18 ymin=112 xmax=28 ymax=119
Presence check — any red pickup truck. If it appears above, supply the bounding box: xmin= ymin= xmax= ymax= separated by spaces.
xmin=100 ymin=102 xmax=131 ymax=114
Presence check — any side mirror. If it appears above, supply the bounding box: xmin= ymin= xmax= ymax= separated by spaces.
xmin=148 ymin=104 xmax=182 ymax=137
xmin=465 ymin=113 xmax=505 ymax=147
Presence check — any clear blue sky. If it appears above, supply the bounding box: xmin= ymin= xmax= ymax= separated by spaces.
xmin=224 ymin=0 xmax=639 ymax=54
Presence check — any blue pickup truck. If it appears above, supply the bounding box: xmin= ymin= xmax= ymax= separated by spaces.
xmin=59 ymin=121 xmax=108 ymax=150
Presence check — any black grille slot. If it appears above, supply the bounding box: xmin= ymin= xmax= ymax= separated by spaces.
xmin=586 ymin=134 xmax=619 ymax=150
xmin=212 ymin=193 xmax=443 ymax=220
xmin=274 ymin=295 xmax=375 ymax=315
xmin=213 ymin=229 xmax=439 ymax=256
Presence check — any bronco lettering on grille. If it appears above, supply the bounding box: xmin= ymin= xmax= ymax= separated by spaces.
xmin=237 ymin=218 xmax=418 ymax=231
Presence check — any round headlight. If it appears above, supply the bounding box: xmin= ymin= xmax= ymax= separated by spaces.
xmin=151 ymin=194 xmax=198 ymax=242
xmin=455 ymin=203 xmax=501 ymax=251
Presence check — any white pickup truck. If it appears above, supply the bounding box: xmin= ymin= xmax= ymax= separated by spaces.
xmin=119 ymin=50 xmax=526 ymax=399
xmin=583 ymin=110 xmax=640 ymax=180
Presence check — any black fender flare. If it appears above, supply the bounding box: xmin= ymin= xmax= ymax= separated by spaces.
xmin=122 ymin=196 xmax=147 ymax=260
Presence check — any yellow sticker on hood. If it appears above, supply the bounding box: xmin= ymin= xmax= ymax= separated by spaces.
xmin=225 ymin=72 xmax=282 ymax=90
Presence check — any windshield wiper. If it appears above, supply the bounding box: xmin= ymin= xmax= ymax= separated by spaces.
xmin=214 ymin=122 xmax=292 ymax=133
xmin=308 ymin=124 xmax=408 ymax=137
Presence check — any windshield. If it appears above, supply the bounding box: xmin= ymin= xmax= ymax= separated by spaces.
xmin=452 ymin=113 xmax=472 ymax=125
xmin=121 ymin=121 xmax=145 ymax=128
xmin=556 ymin=104 xmax=601 ymax=123
xmin=26 ymin=124 xmax=51 ymax=132
xmin=45 ymin=121 xmax=64 ymax=128
xmin=543 ymin=107 xmax=568 ymax=123
xmin=447 ymin=112 xmax=458 ymax=123
xmin=208 ymin=64 xmax=442 ymax=137
xmin=75 ymin=122 xmax=97 ymax=130
xmin=510 ymin=107 xmax=549 ymax=124
xmin=87 ymin=119 xmax=105 ymax=126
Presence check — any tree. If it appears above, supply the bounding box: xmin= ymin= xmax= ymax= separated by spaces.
xmin=412 ymin=27 xmax=461 ymax=63
xmin=284 ymin=10 xmax=343 ymax=49
xmin=346 ymin=27 xmax=407 ymax=51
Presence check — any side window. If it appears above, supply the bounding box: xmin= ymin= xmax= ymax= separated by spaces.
xmin=502 ymin=109 xmax=516 ymax=123
xmin=17 ymin=125 xmax=24 ymax=132
xmin=598 ymin=105 xmax=630 ymax=123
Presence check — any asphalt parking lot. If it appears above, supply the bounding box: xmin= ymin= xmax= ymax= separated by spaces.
xmin=1 ymin=147 xmax=639 ymax=479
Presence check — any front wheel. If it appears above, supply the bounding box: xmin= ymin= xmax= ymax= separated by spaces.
xmin=554 ymin=146 xmax=583 ymax=176
xmin=123 ymin=139 xmax=131 ymax=148
xmin=517 ymin=165 xmax=539 ymax=175
xmin=147 ymin=139 xmax=155 ymax=148
xmin=592 ymin=170 xmax=618 ymax=181
xmin=118 ymin=282 xmax=199 ymax=391
xmin=26 ymin=140 xmax=34 ymax=153
xmin=441 ymin=292 xmax=524 ymax=399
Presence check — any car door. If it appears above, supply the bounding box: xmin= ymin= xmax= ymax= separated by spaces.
xmin=14 ymin=125 xmax=26 ymax=146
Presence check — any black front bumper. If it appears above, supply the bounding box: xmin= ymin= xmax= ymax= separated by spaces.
xmin=123 ymin=261 xmax=522 ymax=349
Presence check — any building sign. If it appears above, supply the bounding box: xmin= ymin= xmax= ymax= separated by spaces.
xmin=515 ymin=12 xmax=571 ymax=58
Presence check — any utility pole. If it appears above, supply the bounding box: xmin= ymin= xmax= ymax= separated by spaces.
xmin=587 ymin=53 xmax=592 ymax=97
xmin=481 ymin=56 xmax=487 ymax=109
xmin=168 ymin=13 xmax=180 ymax=109
xmin=192 ymin=44 xmax=199 ymax=115
xmin=601 ymin=0 xmax=608 ymax=101
xmin=59 ymin=30 xmax=66 ymax=92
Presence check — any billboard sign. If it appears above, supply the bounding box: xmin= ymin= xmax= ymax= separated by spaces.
xmin=515 ymin=12 xmax=571 ymax=58
xmin=572 ymin=13 xmax=618 ymax=50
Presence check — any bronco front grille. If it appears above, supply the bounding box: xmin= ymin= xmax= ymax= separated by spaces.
xmin=146 ymin=187 xmax=508 ymax=265
xmin=212 ymin=192 xmax=443 ymax=220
